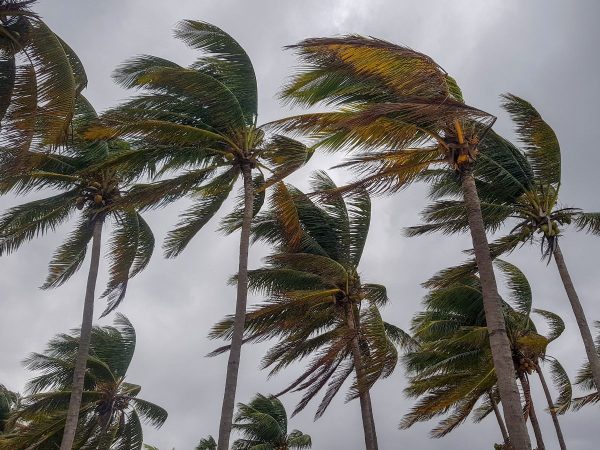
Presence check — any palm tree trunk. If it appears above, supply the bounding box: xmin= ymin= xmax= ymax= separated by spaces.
xmin=535 ymin=364 xmax=567 ymax=450
xmin=60 ymin=218 xmax=103 ymax=450
xmin=461 ymin=167 xmax=531 ymax=450
xmin=519 ymin=373 xmax=545 ymax=450
xmin=217 ymin=163 xmax=255 ymax=450
xmin=344 ymin=303 xmax=378 ymax=450
xmin=528 ymin=400 xmax=546 ymax=450
xmin=553 ymin=243 xmax=600 ymax=389
xmin=489 ymin=391 xmax=510 ymax=446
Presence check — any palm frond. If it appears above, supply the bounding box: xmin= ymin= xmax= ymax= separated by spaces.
xmin=0 ymin=189 xmax=77 ymax=255
xmin=42 ymin=215 xmax=96 ymax=289
xmin=102 ymin=210 xmax=155 ymax=315
xmin=502 ymin=93 xmax=561 ymax=186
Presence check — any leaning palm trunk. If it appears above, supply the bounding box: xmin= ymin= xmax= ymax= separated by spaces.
xmin=519 ymin=373 xmax=545 ymax=450
xmin=553 ymin=243 xmax=600 ymax=388
xmin=461 ymin=168 xmax=531 ymax=450
xmin=344 ymin=303 xmax=378 ymax=450
xmin=536 ymin=365 xmax=567 ymax=450
xmin=489 ymin=391 xmax=510 ymax=447
xmin=60 ymin=218 xmax=104 ymax=450
xmin=217 ymin=164 xmax=255 ymax=450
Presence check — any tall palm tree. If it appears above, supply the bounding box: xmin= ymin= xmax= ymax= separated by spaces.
xmin=403 ymin=260 xmax=570 ymax=449
xmin=0 ymin=96 xmax=156 ymax=450
xmin=231 ymin=394 xmax=312 ymax=450
xmin=86 ymin=21 xmax=312 ymax=450
xmin=211 ymin=173 xmax=411 ymax=450
xmin=0 ymin=314 xmax=167 ymax=449
xmin=0 ymin=0 xmax=86 ymax=159
xmin=407 ymin=94 xmax=600 ymax=390
xmin=277 ymin=36 xmax=531 ymax=449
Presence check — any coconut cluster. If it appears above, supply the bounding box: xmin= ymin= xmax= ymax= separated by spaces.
xmin=75 ymin=181 xmax=120 ymax=210
xmin=517 ymin=356 xmax=538 ymax=375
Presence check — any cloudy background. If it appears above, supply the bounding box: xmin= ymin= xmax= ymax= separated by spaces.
xmin=1 ymin=0 xmax=599 ymax=448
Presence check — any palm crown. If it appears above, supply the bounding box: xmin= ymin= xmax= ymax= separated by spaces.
xmin=0 ymin=314 xmax=167 ymax=449
xmin=87 ymin=20 xmax=312 ymax=254
xmin=0 ymin=95 xmax=155 ymax=314
xmin=403 ymin=261 xmax=569 ymax=441
xmin=211 ymin=172 xmax=410 ymax=418
xmin=277 ymin=36 xmax=500 ymax=194
xmin=408 ymin=94 xmax=600 ymax=258
xmin=231 ymin=394 xmax=312 ymax=450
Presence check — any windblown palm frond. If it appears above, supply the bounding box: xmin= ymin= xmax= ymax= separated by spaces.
xmin=0 ymin=0 xmax=86 ymax=166
xmin=567 ymin=322 xmax=600 ymax=411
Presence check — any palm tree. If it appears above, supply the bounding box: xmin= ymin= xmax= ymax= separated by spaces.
xmin=231 ymin=394 xmax=311 ymax=450
xmin=403 ymin=260 xmax=570 ymax=450
xmin=407 ymin=94 xmax=600 ymax=390
xmin=277 ymin=35 xmax=531 ymax=449
xmin=0 ymin=384 xmax=19 ymax=433
xmin=0 ymin=0 xmax=86 ymax=160
xmin=0 ymin=96 xmax=156 ymax=450
xmin=86 ymin=21 xmax=312 ymax=450
xmin=211 ymin=172 xmax=412 ymax=450
xmin=0 ymin=314 xmax=167 ymax=449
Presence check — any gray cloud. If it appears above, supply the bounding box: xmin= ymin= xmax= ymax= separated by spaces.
xmin=1 ymin=0 xmax=599 ymax=448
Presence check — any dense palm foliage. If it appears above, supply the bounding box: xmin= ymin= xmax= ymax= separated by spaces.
xmin=229 ymin=394 xmax=311 ymax=450
xmin=402 ymin=260 xmax=570 ymax=449
xmin=407 ymin=94 xmax=600 ymax=390
xmin=563 ymin=323 xmax=600 ymax=411
xmin=0 ymin=384 xmax=19 ymax=433
xmin=211 ymin=172 xmax=411 ymax=450
xmin=0 ymin=0 xmax=86 ymax=162
xmin=86 ymin=21 xmax=311 ymax=450
xmin=0 ymin=95 xmax=156 ymax=449
xmin=196 ymin=436 xmax=217 ymax=450
xmin=0 ymin=314 xmax=167 ymax=449
xmin=277 ymin=35 xmax=531 ymax=449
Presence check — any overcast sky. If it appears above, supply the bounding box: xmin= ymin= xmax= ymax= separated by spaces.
xmin=1 ymin=1 xmax=600 ymax=449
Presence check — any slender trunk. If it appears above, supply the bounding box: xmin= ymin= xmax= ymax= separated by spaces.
xmin=217 ymin=163 xmax=255 ymax=450
xmin=461 ymin=167 xmax=531 ymax=450
xmin=519 ymin=373 xmax=545 ymax=450
xmin=60 ymin=218 xmax=103 ymax=450
xmin=489 ymin=391 xmax=510 ymax=446
xmin=365 ymin=390 xmax=379 ymax=450
xmin=345 ymin=303 xmax=378 ymax=450
xmin=529 ymin=401 xmax=546 ymax=450
xmin=553 ymin=243 xmax=600 ymax=388
xmin=536 ymin=364 xmax=567 ymax=450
